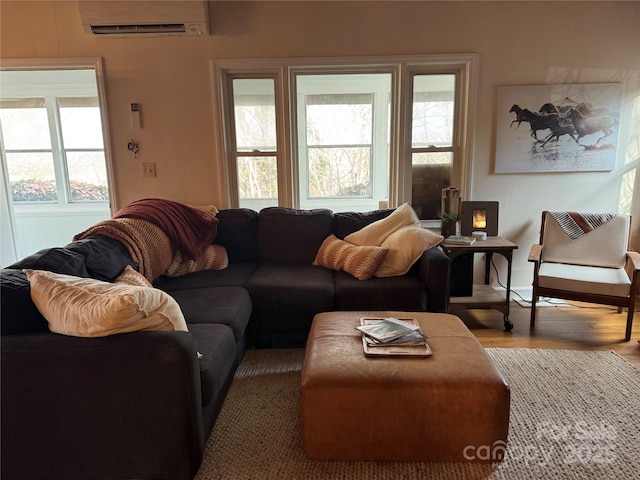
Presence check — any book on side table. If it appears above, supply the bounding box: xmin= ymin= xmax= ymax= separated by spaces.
xmin=444 ymin=235 xmax=476 ymax=245
xmin=356 ymin=317 xmax=432 ymax=357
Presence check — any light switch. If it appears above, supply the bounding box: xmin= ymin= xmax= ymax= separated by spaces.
xmin=141 ymin=162 xmax=156 ymax=177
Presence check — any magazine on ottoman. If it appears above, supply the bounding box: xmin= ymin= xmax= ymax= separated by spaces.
xmin=357 ymin=317 xmax=432 ymax=357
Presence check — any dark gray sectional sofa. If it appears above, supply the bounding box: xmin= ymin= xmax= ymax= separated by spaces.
xmin=155 ymin=206 xmax=451 ymax=347
xmin=0 ymin=205 xmax=450 ymax=480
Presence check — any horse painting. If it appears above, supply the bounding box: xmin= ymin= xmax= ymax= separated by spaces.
xmin=509 ymin=101 xmax=618 ymax=147
xmin=496 ymin=83 xmax=622 ymax=173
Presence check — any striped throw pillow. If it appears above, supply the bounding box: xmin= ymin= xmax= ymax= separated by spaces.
xmin=165 ymin=244 xmax=229 ymax=277
xmin=313 ymin=234 xmax=388 ymax=280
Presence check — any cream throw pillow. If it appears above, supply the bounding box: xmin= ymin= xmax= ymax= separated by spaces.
xmin=190 ymin=204 xmax=219 ymax=217
xmin=165 ymin=244 xmax=229 ymax=277
xmin=375 ymin=226 xmax=444 ymax=277
xmin=114 ymin=265 xmax=153 ymax=287
xmin=345 ymin=203 xmax=420 ymax=247
xmin=25 ymin=269 xmax=187 ymax=337
xmin=313 ymin=234 xmax=388 ymax=280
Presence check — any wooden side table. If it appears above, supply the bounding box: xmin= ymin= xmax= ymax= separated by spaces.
xmin=440 ymin=236 xmax=519 ymax=331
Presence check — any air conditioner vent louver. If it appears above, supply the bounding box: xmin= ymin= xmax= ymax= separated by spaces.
xmin=91 ymin=24 xmax=187 ymax=35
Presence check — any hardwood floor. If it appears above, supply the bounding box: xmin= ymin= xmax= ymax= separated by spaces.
xmin=451 ymin=300 xmax=640 ymax=369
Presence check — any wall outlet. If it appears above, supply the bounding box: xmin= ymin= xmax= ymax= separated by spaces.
xmin=141 ymin=162 xmax=156 ymax=177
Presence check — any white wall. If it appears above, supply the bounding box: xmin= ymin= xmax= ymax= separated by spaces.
xmin=10 ymin=205 xmax=111 ymax=260
xmin=1 ymin=1 xmax=639 ymax=289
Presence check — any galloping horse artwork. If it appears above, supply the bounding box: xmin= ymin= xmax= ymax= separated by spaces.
xmin=495 ymin=83 xmax=622 ymax=173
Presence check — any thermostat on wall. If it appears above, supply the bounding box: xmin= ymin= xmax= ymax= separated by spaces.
xmin=131 ymin=103 xmax=141 ymax=129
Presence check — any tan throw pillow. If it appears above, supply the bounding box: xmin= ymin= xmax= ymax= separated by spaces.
xmin=345 ymin=202 xmax=420 ymax=247
xmin=114 ymin=265 xmax=152 ymax=287
xmin=375 ymin=226 xmax=444 ymax=277
xmin=165 ymin=244 xmax=229 ymax=277
xmin=24 ymin=269 xmax=188 ymax=337
xmin=313 ymin=234 xmax=388 ymax=280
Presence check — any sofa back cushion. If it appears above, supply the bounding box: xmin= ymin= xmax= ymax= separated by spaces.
xmin=258 ymin=207 xmax=333 ymax=264
xmin=9 ymin=247 xmax=90 ymax=278
xmin=215 ymin=209 xmax=259 ymax=262
xmin=63 ymin=235 xmax=134 ymax=281
xmin=9 ymin=235 xmax=134 ymax=282
xmin=0 ymin=269 xmax=49 ymax=335
xmin=332 ymin=209 xmax=394 ymax=239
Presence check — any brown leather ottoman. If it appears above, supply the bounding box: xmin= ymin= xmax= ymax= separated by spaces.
xmin=299 ymin=311 xmax=510 ymax=462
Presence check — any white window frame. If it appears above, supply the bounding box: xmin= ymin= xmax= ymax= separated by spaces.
xmin=212 ymin=54 xmax=478 ymax=226
xmin=295 ymin=72 xmax=391 ymax=211
xmin=0 ymin=58 xmax=116 ymax=213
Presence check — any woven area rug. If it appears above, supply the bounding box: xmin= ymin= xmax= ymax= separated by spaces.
xmin=195 ymin=348 xmax=640 ymax=480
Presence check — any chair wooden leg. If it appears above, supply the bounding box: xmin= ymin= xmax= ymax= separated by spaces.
xmin=530 ymin=292 xmax=538 ymax=328
xmin=625 ymin=302 xmax=634 ymax=341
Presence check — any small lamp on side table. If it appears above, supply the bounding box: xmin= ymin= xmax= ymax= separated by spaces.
xmin=461 ymin=201 xmax=499 ymax=237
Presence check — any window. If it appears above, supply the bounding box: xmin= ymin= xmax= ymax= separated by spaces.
xmin=213 ymin=55 xmax=477 ymax=222
xmin=0 ymin=62 xmax=112 ymax=264
xmin=230 ymin=78 xmax=278 ymax=211
xmin=296 ymin=73 xmax=391 ymax=211
xmin=0 ymin=70 xmax=109 ymax=205
xmin=410 ymin=74 xmax=456 ymax=220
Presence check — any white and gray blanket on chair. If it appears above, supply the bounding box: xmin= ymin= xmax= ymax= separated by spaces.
xmin=549 ymin=212 xmax=617 ymax=240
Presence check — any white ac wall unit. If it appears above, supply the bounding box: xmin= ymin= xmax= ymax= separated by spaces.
xmin=78 ymin=1 xmax=209 ymax=37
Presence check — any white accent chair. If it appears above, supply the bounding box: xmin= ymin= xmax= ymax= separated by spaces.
xmin=529 ymin=211 xmax=640 ymax=341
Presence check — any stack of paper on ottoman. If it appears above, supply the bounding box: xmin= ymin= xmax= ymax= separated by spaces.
xmin=299 ymin=311 xmax=510 ymax=462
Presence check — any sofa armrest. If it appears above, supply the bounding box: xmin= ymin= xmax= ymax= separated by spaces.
xmin=418 ymin=246 xmax=451 ymax=313
xmin=1 ymin=330 xmax=204 ymax=480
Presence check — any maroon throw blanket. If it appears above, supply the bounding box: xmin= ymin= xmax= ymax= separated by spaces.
xmin=113 ymin=198 xmax=218 ymax=260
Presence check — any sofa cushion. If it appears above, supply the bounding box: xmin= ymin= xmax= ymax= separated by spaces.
xmin=375 ymin=225 xmax=443 ymax=277
xmin=312 ymin=234 xmax=388 ymax=280
xmin=25 ymin=269 xmax=188 ymax=337
xmin=247 ymin=263 xmax=335 ymax=347
xmin=215 ymin=209 xmax=259 ymax=262
xmin=0 ymin=269 xmax=48 ymax=335
xmin=189 ymin=323 xmax=237 ymax=407
xmin=257 ymin=207 xmax=333 ymax=264
xmin=154 ymin=262 xmax=258 ymax=290
xmin=165 ymin=245 xmax=229 ymax=277
xmin=165 ymin=286 xmax=252 ymax=344
xmin=332 ymin=209 xmax=394 ymax=239
xmin=334 ymin=271 xmax=428 ymax=311
xmin=345 ymin=203 xmax=420 ymax=246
